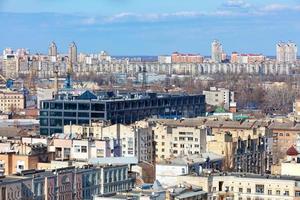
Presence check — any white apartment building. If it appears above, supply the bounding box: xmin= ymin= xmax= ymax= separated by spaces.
xmin=64 ymin=121 xmax=154 ymax=164
xmin=152 ymin=118 xmax=207 ymax=161
xmin=211 ymin=40 xmax=223 ymax=63
xmin=203 ymin=87 xmax=236 ymax=111
xmin=277 ymin=41 xmax=298 ymax=63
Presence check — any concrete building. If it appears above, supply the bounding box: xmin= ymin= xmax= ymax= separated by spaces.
xmin=211 ymin=40 xmax=223 ymax=63
xmin=2 ymin=50 xmax=18 ymax=79
xmin=0 ymin=164 xmax=135 ymax=200
xmin=206 ymin=119 xmax=272 ymax=173
xmin=277 ymin=41 xmax=298 ymax=63
xmin=0 ymin=89 xmax=25 ymax=112
xmin=69 ymin=41 xmax=78 ymax=64
xmin=158 ymin=55 xmax=172 ymax=64
xmin=268 ymin=121 xmax=300 ymax=164
xmin=152 ymin=118 xmax=207 ymax=161
xmin=0 ymin=141 xmax=51 ymax=175
xmin=64 ymin=121 xmax=154 ymax=164
xmin=156 ymin=153 xmax=223 ymax=187
xmin=171 ymin=52 xmax=204 ymax=63
xmin=39 ymin=90 xmax=206 ymax=135
xmin=48 ymin=41 xmax=57 ymax=63
xmin=203 ymin=87 xmax=236 ymax=111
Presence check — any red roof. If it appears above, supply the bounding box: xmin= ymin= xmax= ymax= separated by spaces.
xmin=286 ymin=145 xmax=299 ymax=156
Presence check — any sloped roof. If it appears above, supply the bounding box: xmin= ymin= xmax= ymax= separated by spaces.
xmin=152 ymin=180 xmax=164 ymax=191
xmin=77 ymin=90 xmax=97 ymax=100
xmin=287 ymin=145 xmax=299 ymax=156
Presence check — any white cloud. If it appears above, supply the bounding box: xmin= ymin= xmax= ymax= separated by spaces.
xmin=81 ymin=17 xmax=97 ymax=25
xmin=261 ymin=3 xmax=300 ymax=12
xmin=224 ymin=0 xmax=251 ymax=8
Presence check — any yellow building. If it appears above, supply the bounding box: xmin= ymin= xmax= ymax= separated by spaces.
xmin=0 ymin=90 xmax=25 ymax=112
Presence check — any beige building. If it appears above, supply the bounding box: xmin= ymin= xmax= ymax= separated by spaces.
xmin=64 ymin=121 xmax=154 ymax=164
xmin=176 ymin=173 xmax=300 ymax=200
xmin=206 ymin=120 xmax=271 ymax=172
xmin=0 ymin=90 xmax=25 ymax=112
xmin=2 ymin=53 xmax=19 ymax=79
xmin=152 ymin=118 xmax=207 ymax=162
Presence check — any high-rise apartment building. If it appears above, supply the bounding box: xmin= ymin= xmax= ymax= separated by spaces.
xmin=211 ymin=40 xmax=223 ymax=63
xmin=48 ymin=41 xmax=57 ymax=57
xmin=69 ymin=42 xmax=77 ymax=64
xmin=276 ymin=41 xmax=297 ymax=63
xmin=2 ymin=49 xmax=19 ymax=79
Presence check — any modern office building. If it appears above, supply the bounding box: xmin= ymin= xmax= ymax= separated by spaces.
xmin=39 ymin=90 xmax=206 ymax=135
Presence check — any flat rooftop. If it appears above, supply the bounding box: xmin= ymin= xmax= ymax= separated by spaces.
xmin=46 ymin=90 xmax=203 ymax=102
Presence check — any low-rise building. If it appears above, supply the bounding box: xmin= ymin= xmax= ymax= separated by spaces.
xmin=0 ymin=89 xmax=25 ymax=112
xmin=203 ymin=87 xmax=236 ymax=111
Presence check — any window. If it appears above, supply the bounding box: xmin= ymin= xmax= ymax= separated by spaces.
xmin=268 ymin=190 xmax=272 ymax=195
xmin=284 ymin=190 xmax=289 ymax=196
xmin=276 ymin=190 xmax=280 ymax=195
xmin=247 ymin=188 xmax=251 ymax=194
xmin=180 ymin=144 xmax=184 ymax=148
xmin=78 ymin=103 xmax=90 ymax=110
xmin=78 ymin=112 xmax=89 ymax=118
xmin=181 ymin=168 xmax=185 ymax=174
xmin=173 ymin=144 xmax=178 ymax=147
xmin=239 ymin=188 xmax=243 ymax=193
xmin=162 ymin=142 xmax=165 ymax=146
xmin=74 ymin=145 xmax=80 ymax=153
xmin=286 ymin=133 xmax=290 ymax=136
xmin=255 ymin=184 xmax=264 ymax=194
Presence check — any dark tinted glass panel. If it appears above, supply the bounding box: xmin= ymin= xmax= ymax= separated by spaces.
xmin=50 ymin=128 xmax=62 ymax=134
xmin=64 ymin=119 xmax=76 ymax=125
xmin=91 ymin=103 xmax=105 ymax=111
xmin=50 ymin=111 xmax=62 ymax=117
xmin=50 ymin=102 xmax=63 ymax=109
xmin=78 ymin=119 xmax=89 ymax=124
xmin=40 ymin=111 xmax=48 ymax=116
xmin=40 ymin=128 xmax=48 ymax=135
xmin=50 ymin=119 xmax=62 ymax=126
xmin=40 ymin=119 xmax=48 ymax=126
xmin=43 ymin=102 xmax=49 ymax=109
xmin=78 ymin=103 xmax=90 ymax=110
xmin=78 ymin=112 xmax=89 ymax=118
xmin=64 ymin=103 xmax=77 ymax=110
xmin=64 ymin=112 xmax=76 ymax=117
xmin=91 ymin=113 xmax=104 ymax=118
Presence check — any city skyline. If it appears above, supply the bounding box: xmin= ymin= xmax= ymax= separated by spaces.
xmin=0 ymin=0 xmax=300 ymax=55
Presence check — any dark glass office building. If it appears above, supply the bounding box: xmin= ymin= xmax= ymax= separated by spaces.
xmin=39 ymin=91 xmax=206 ymax=135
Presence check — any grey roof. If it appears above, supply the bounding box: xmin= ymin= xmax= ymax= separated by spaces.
xmin=158 ymin=152 xmax=223 ymax=166
xmin=174 ymin=190 xmax=207 ymax=199
xmin=88 ymin=157 xmax=138 ymax=165
xmin=152 ymin=180 xmax=164 ymax=191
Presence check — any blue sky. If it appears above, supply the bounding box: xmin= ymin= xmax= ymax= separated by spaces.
xmin=0 ymin=0 xmax=299 ymax=55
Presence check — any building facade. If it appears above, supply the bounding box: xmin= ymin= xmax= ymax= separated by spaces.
xmin=0 ymin=90 xmax=25 ymax=112
xmin=39 ymin=90 xmax=206 ymax=135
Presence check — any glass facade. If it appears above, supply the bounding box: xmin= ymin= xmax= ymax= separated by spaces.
xmin=39 ymin=94 xmax=205 ymax=135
